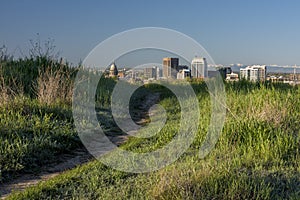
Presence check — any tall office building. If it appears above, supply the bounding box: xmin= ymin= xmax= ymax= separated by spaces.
xmin=191 ymin=57 xmax=207 ymax=78
xmin=163 ymin=57 xmax=179 ymax=78
xmin=144 ymin=66 xmax=157 ymax=79
xmin=240 ymin=65 xmax=266 ymax=82
xmin=157 ymin=67 xmax=162 ymax=79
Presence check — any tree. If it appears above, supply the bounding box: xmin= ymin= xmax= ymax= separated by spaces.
xmin=29 ymin=33 xmax=60 ymax=60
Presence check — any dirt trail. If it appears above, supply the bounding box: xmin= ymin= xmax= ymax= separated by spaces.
xmin=0 ymin=92 xmax=160 ymax=199
xmin=0 ymin=147 xmax=92 ymax=199
xmin=0 ymin=135 xmax=128 ymax=199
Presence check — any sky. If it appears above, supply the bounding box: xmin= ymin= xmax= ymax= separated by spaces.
xmin=1 ymin=0 xmax=300 ymax=66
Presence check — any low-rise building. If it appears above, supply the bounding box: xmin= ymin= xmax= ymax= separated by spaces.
xmin=226 ymin=72 xmax=239 ymax=81
xmin=177 ymin=69 xmax=191 ymax=79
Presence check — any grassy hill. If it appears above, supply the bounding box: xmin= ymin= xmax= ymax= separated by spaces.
xmin=3 ymin=76 xmax=299 ymax=199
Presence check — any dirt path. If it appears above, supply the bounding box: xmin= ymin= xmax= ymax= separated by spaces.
xmin=0 ymin=135 xmax=128 ymax=199
xmin=0 ymin=92 xmax=159 ymax=199
xmin=0 ymin=147 xmax=92 ymax=199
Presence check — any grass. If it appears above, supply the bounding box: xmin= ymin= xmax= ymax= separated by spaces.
xmin=5 ymin=80 xmax=300 ymax=199
xmin=0 ymin=97 xmax=80 ymax=183
xmin=0 ymin=54 xmax=299 ymax=199
xmin=0 ymin=56 xmax=85 ymax=183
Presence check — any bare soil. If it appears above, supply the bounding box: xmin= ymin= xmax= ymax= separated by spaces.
xmin=0 ymin=135 xmax=128 ymax=199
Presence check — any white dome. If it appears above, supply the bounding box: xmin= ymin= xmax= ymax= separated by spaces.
xmin=110 ymin=63 xmax=117 ymax=71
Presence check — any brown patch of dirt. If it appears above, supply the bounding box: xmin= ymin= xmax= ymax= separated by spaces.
xmin=0 ymin=135 xmax=128 ymax=199
xmin=0 ymin=147 xmax=92 ymax=199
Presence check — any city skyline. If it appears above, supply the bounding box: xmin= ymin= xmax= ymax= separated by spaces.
xmin=1 ymin=1 xmax=300 ymax=66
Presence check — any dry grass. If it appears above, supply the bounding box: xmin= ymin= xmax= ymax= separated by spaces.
xmin=152 ymin=163 xmax=212 ymax=199
xmin=0 ymin=75 xmax=11 ymax=105
xmin=0 ymin=67 xmax=23 ymax=106
xmin=228 ymin=90 xmax=288 ymax=127
xmin=256 ymin=102 xmax=287 ymax=126
xmin=244 ymin=96 xmax=288 ymax=127
xmin=35 ymin=65 xmax=73 ymax=105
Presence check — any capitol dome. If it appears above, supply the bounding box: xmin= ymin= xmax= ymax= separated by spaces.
xmin=109 ymin=62 xmax=118 ymax=77
xmin=110 ymin=63 xmax=117 ymax=71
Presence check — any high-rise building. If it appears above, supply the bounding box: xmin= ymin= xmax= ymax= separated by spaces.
xmin=191 ymin=57 xmax=207 ymax=78
xmin=144 ymin=66 xmax=157 ymax=79
xmin=240 ymin=65 xmax=266 ymax=82
xmin=157 ymin=67 xmax=162 ymax=79
xmin=163 ymin=57 xmax=179 ymax=78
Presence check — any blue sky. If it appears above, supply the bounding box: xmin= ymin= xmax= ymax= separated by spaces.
xmin=1 ymin=0 xmax=300 ymax=66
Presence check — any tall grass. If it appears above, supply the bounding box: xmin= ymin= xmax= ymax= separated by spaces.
xmin=34 ymin=64 xmax=74 ymax=105
xmin=0 ymin=56 xmax=80 ymax=183
xmin=1 ymin=54 xmax=299 ymax=198
xmin=6 ymin=80 xmax=300 ymax=199
xmin=0 ymin=97 xmax=79 ymax=183
xmin=0 ymin=56 xmax=77 ymax=100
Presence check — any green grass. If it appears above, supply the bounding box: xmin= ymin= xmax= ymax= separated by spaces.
xmin=0 ymin=56 xmax=117 ymax=183
xmin=5 ymin=81 xmax=300 ymax=199
xmin=0 ymin=97 xmax=80 ymax=183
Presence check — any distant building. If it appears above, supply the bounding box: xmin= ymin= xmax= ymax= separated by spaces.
xmin=217 ymin=67 xmax=232 ymax=79
xmin=118 ymin=68 xmax=126 ymax=78
xmin=157 ymin=67 xmax=162 ymax=79
xmin=177 ymin=65 xmax=189 ymax=71
xmin=226 ymin=72 xmax=239 ymax=81
xmin=191 ymin=57 xmax=207 ymax=78
xmin=109 ymin=62 xmax=118 ymax=78
xmin=289 ymin=73 xmax=300 ymax=82
xmin=240 ymin=65 xmax=266 ymax=82
xmin=177 ymin=69 xmax=191 ymax=79
xmin=144 ymin=66 xmax=157 ymax=79
xmin=267 ymin=75 xmax=284 ymax=83
xmin=163 ymin=57 xmax=179 ymax=78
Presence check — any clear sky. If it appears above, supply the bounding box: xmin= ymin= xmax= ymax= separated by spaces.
xmin=1 ymin=0 xmax=300 ymax=66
